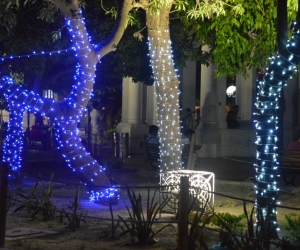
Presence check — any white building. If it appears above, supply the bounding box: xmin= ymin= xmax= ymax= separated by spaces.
xmin=117 ymin=60 xmax=300 ymax=158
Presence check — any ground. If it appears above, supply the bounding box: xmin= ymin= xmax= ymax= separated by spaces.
xmin=2 ymin=149 xmax=300 ymax=250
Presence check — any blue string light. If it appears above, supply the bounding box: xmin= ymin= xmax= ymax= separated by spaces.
xmin=0 ymin=48 xmax=74 ymax=61
xmin=0 ymin=8 xmax=115 ymax=204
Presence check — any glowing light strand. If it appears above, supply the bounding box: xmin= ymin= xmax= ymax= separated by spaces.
xmin=254 ymin=21 xmax=300 ymax=230
xmin=0 ymin=9 xmax=112 ymax=203
xmin=148 ymin=29 xmax=182 ymax=172
xmin=0 ymin=49 xmax=73 ymax=61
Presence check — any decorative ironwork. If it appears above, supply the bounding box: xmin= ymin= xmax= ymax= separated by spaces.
xmin=160 ymin=170 xmax=214 ymax=212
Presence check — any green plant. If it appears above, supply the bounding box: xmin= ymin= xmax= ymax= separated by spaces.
xmin=285 ymin=215 xmax=300 ymax=244
xmin=117 ymin=187 xmax=175 ymax=245
xmin=187 ymin=197 xmax=213 ymax=250
xmin=210 ymin=211 xmax=245 ymax=249
xmin=13 ymin=180 xmax=40 ymax=215
xmin=60 ymin=184 xmax=86 ymax=231
xmin=213 ymin=200 xmax=279 ymax=250
xmin=108 ymin=201 xmax=120 ymax=238
xmin=241 ymin=201 xmax=279 ymax=250
xmin=13 ymin=174 xmax=57 ymax=221
xmin=211 ymin=212 xmax=245 ymax=231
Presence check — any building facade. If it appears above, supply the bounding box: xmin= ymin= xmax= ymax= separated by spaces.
xmin=117 ymin=61 xmax=300 ymax=158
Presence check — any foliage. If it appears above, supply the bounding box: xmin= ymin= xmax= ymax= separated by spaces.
xmin=13 ymin=174 xmax=57 ymax=221
xmin=212 ymin=200 xmax=279 ymax=249
xmin=108 ymin=201 xmax=119 ymax=238
xmin=187 ymin=0 xmax=244 ymax=20
xmin=210 ymin=212 xmax=245 ymax=231
xmin=187 ymin=197 xmax=213 ymax=250
xmin=181 ymin=0 xmax=299 ymax=77
xmin=243 ymin=201 xmax=279 ymax=249
xmin=285 ymin=215 xmax=300 ymax=244
xmin=148 ymin=0 xmax=170 ymax=16
xmin=0 ymin=0 xmax=154 ymax=99
xmin=60 ymin=184 xmax=87 ymax=231
xmin=117 ymin=187 xmax=175 ymax=245
xmin=210 ymin=211 xmax=245 ymax=249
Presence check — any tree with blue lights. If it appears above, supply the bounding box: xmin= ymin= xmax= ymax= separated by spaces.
xmin=0 ymin=0 xmax=243 ymax=187
xmin=0 ymin=0 xmax=136 ymax=194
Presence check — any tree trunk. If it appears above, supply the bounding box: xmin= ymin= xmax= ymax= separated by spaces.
xmin=146 ymin=5 xmax=182 ymax=171
xmin=255 ymin=23 xmax=300 ymax=235
xmin=1 ymin=1 xmax=133 ymax=191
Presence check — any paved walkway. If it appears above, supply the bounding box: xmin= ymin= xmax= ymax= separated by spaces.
xmin=15 ymin=142 xmax=258 ymax=186
xmin=195 ymin=157 xmax=256 ymax=182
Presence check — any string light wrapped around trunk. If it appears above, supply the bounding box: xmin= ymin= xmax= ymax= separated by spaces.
xmin=254 ymin=21 xmax=300 ymax=230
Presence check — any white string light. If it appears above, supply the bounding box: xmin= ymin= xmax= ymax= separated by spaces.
xmin=148 ymin=29 xmax=182 ymax=171
xmin=254 ymin=21 xmax=300 ymax=230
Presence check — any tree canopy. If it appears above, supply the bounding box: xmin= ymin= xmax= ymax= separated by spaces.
xmin=183 ymin=0 xmax=299 ymax=77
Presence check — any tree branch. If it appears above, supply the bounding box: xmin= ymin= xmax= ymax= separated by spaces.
xmin=94 ymin=0 xmax=134 ymax=59
xmin=47 ymin=0 xmax=80 ymax=17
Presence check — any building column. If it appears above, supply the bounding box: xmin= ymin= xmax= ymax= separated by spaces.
xmin=182 ymin=60 xmax=196 ymax=111
xmin=236 ymin=71 xmax=256 ymax=128
xmin=117 ymin=77 xmax=148 ymax=154
xmin=216 ymin=77 xmax=227 ymax=129
xmin=200 ymin=63 xmax=217 ymax=128
xmin=196 ymin=60 xmax=219 ymax=157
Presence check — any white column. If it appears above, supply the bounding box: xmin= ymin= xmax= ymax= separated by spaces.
xmin=117 ymin=77 xmax=148 ymax=154
xmin=146 ymin=85 xmax=158 ymax=126
xmin=216 ymin=77 xmax=227 ymax=129
xmin=182 ymin=60 xmax=196 ymax=110
xmin=236 ymin=71 xmax=256 ymax=127
xmin=196 ymin=60 xmax=219 ymax=157
xmin=200 ymin=63 xmax=217 ymax=127
xmin=119 ymin=77 xmax=143 ymax=125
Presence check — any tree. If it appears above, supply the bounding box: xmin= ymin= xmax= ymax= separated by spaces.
xmin=0 ymin=0 xmax=242 ymax=182
xmin=0 ymin=0 xmax=153 ymax=96
xmin=104 ymin=0 xmax=243 ymax=171
xmin=254 ymin=0 xmax=300 ymax=237
xmin=185 ymin=0 xmax=300 ymax=238
xmin=0 ymin=0 xmax=138 ymax=193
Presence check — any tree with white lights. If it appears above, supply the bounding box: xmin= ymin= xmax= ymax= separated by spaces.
xmin=253 ymin=0 xmax=300 ymax=236
xmin=187 ymin=0 xmax=300 ymax=235
xmin=112 ymin=0 xmax=244 ymax=171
